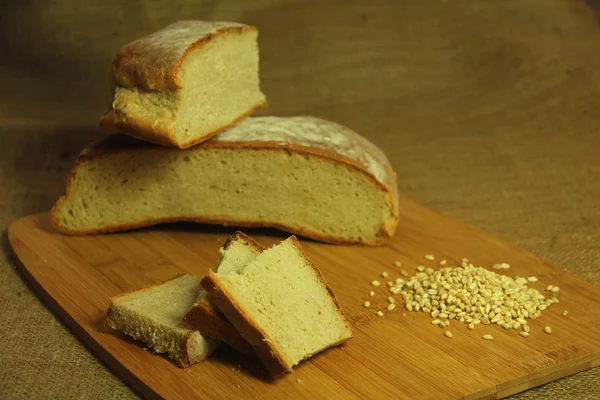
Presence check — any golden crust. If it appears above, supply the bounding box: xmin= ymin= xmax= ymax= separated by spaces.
xmin=51 ymin=135 xmax=399 ymax=245
xmin=183 ymin=300 xmax=253 ymax=355
xmin=99 ymin=98 xmax=267 ymax=149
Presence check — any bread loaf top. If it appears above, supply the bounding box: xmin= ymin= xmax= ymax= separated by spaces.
xmin=111 ymin=20 xmax=255 ymax=90
xmin=213 ymin=116 xmax=396 ymax=198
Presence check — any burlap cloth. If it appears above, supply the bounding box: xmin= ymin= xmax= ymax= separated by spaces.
xmin=1 ymin=0 xmax=600 ymax=398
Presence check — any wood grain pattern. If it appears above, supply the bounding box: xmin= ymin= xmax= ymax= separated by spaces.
xmin=8 ymin=196 xmax=600 ymax=400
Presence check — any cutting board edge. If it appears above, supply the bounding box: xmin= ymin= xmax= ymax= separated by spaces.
xmin=7 ymin=218 xmax=162 ymax=400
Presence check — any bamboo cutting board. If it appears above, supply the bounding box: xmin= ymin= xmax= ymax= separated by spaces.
xmin=8 ymin=197 xmax=600 ymax=400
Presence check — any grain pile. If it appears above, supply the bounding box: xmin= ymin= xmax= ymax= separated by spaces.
xmin=367 ymin=257 xmax=564 ymax=339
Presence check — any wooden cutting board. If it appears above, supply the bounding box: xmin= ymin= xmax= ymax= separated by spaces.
xmin=8 ymin=197 xmax=600 ymax=400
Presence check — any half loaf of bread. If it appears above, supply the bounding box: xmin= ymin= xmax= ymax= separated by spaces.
xmin=184 ymin=231 xmax=262 ymax=354
xmin=202 ymin=235 xmax=353 ymax=376
xmin=99 ymin=20 xmax=267 ymax=149
xmin=52 ymin=116 xmax=399 ymax=245
xmin=105 ymin=274 xmax=220 ymax=367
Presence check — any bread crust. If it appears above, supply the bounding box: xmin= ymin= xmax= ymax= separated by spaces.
xmin=201 ymin=235 xmax=352 ymax=377
xmin=183 ymin=300 xmax=253 ymax=355
xmin=99 ymin=100 xmax=267 ymax=149
xmin=98 ymin=21 xmax=267 ymax=148
xmin=219 ymin=230 xmax=264 ymax=255
xmin=51 ymin=127 xmax=399 ymax=246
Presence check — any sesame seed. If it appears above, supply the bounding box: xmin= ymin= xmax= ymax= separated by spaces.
xmin=439 ymin=259 xmax=447 ymax=266
xmin=381 ymin=271 xmax=389 ymax=278
xmin=562 ymin=310 xmax=568 ymax=316
xmin=371 ymin=280 xmax=381 ymax=287
xmin=519 ymin=332 xmax=530 ymax=338
xmin=363 ymin=301 xmax=371 ymax=308
xmin=417 ymin=265 xmax=425 ymax=272
xmin=376 ymin=311 xmax=384 ymax=316
xmin=369 ymin=291 xmax=375 ymax=296
xmin=425 ymin=254 xmax=435 ymax=261
xmin=527 ymin=276 xmax=538 ymax=282
xmin=482 ymin=334 xmax=494 ymax=340
xmin=393 ymin=261 xmax=402 ymax=267
xmin=387 ymin=296 xmax=395 ymax=304
xmin=387 ymin=303 xmax=396 ymax=311
xmin=296 ymin=379 xmax=303 ymax=384
xmin=544 ymin=326 xmax=552 ymax=334
xmin=444 ymin=331 xmax=453 ymax=338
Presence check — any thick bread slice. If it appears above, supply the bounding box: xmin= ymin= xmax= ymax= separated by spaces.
xmin=52 ymin=116 xmax=399 ymax=245
xmin=184 ymin=231 xmax=262 ymax=354
xmin=202 ymin=235 xmax=353 ymax=377
xmin=99 ymin=20 xmax=267 ymax=149
xmin=105 ymin=274 xmax=220 ymax=367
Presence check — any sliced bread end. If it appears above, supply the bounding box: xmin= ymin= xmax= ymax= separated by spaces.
xmin=202 ymin=235 xmax=353 ymax=376
xmin=104 ymin=274 xmax=220 ymax=368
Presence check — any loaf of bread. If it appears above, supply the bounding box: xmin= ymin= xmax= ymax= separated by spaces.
xmin=202 ymin=235 xmax=353 ymax=376
xmin=105 ymin=274 xmax=220 ymax=367
xmin=184 ymin=231 xmax=261 ymax=354
xmin=51 ymin=116 xmax=399 ymax=245
xmin=99 ymin=20 xmax=267 ymax=149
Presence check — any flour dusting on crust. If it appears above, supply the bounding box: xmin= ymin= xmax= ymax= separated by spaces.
xmin=113 ymin=20 xmax=251 ymax=89
xmin=213 ymin=116 xmax=393 ymax=188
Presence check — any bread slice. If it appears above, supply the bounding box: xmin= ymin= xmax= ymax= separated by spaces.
xmin=184 ymin=231 xmax=262 ymax=354
xmin=51 ymin=116 xmax=399 ymax=246
xmin=105 ymin=274 xmax=220 ymax=367
xmin=99 ymin=20 xmax=267 ymax=149
xmin=202 ymin=235 xmax=353 ymax=376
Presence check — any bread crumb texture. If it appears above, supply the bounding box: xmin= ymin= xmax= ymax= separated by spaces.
xmin=217 ymin=237 xmax=352 ymax=368
xmin=106 ymin=275 xmax=219 ymax=366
